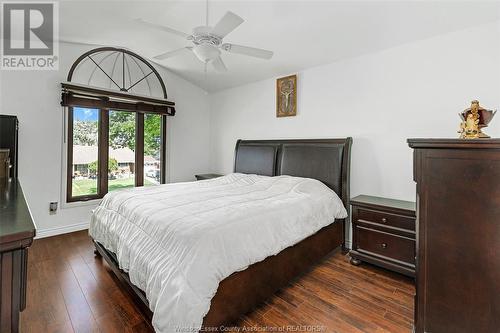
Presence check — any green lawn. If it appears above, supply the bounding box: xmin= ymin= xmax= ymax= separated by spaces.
xmin=72 ymin=177 xmax=154 ymax=196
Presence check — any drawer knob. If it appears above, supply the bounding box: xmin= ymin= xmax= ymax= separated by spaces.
xmin=381 ymin=243 xmax=388 ymax=249
xmin=381 ymin=217 xmax=387 ymax=223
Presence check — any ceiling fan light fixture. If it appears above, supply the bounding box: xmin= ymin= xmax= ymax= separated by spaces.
xmin=141 ymin=7 xmax=274 ymax=72
xmin=193 ymin=44 xmax=221 ymax=63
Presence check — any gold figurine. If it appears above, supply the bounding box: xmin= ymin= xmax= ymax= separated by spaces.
xmin=458 ymin=100 xmax=496 ymax=139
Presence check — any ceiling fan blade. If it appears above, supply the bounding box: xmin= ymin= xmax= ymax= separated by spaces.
xmin=135 ymin=18 xmax=190 ymax=38
xmin=212 ymin=56 xmax=227 ymax=72
xmin=222 ymin=43 xmax=273 ymax=59
xmin=211 ymin=11 xmax=244 ymax=38
xmin=154 ymin=47 xmax=193 ymax=60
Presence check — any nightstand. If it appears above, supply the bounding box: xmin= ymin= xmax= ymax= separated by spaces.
xmin=195 ymin=173 xmax=223 ymax=181
xmin=349 ymin=195 xmax=416 ymax=277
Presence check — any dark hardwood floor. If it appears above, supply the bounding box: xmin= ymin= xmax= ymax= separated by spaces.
xmin=21 ymin=231 xmax=414 ymax=333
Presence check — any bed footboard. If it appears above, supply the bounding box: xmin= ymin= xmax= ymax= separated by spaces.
xmin=92 ymin=219 xmax=343 ymax=330
xmin=203 ymin=220 xmax=344 ymax=328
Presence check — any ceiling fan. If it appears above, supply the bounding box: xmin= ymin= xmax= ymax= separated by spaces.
xmin=136 ymin=3 xmax=274 ymax=72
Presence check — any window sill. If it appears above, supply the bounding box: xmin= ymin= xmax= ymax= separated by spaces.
xmin=60 ymin=198 xmax=102 ymax=210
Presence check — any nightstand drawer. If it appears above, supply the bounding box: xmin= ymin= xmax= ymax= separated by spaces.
xmin=356 ymin=208 xmax=414 ymax=232
xmin=356 ymin=226 xmax=415 ymax=265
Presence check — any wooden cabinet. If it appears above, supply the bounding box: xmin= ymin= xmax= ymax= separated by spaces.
xmin=349 ymin=195 xmax=416 ymax=277
xmin=408 ymin=139 xmax=500 ymax=333
xmin=0 ymin=180 xmax=35 ymax=333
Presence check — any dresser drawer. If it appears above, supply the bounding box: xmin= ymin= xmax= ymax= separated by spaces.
xmin=356 ymin=226 xmax=415 ymax=265
xmin=355 ymin=207 xmax=415 ymax=232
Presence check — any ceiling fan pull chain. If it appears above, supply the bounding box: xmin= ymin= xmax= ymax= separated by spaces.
xmin=206 ymin=0 xmax=209 ymax=26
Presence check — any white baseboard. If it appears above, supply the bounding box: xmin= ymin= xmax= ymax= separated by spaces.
xmin=35 ymin=221 xmax=89 ymax=239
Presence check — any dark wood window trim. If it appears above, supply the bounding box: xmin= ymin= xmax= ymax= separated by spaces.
xmin=160 ymin=115 xmax=167 ymax=184
xmin=61 ymin=83 xmax=176 ymax=116
xmin=135 ymin=113 xmax=145 ymax=187
xmin=99 ymin=110 xmax=109 ymax=194
xmin=66 ymin=107 xmax=167 ymax=203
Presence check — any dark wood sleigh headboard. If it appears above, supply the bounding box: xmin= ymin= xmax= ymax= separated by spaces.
xmin=233 ymin=138 xmax=352 ymax=209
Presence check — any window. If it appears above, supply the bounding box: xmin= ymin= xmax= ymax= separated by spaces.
xmin=62 ymin=48 xmax=175 ymax=202
xmin=69 ymin=107 xmax=100 ymax=198
xmin=108 ymin=110 xmax=136 ymax=193
xmin=67 ymin=107 xmax=167 ymax=202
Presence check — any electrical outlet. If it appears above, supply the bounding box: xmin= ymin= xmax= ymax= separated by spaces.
xmin=49 ymin=201 xmax=58 ymax=214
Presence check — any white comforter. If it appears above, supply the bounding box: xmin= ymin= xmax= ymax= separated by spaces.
xmin=89 ymin=173 xmax=347 ymax=332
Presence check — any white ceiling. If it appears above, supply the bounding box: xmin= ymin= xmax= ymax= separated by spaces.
xmin=60 ymin=1 xmax=500 ymax=92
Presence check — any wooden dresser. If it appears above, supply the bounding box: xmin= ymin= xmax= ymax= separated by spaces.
xmin=349 ymin=195 xmax=416 ymax=277
xmin=0 ymin=179 xmax=35 ymax=333
xmin=408 ymin=139 xmax=500 ymax=333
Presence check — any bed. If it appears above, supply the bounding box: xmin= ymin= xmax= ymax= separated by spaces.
xmin=91 ymin=138 xmax=352 ymax=332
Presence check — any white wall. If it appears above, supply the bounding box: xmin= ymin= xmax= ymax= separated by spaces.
xmin=2 ymin=21 xmax=499 ymax=239
xmin=210 ymin=21 xmax=500 ymax=204
xmin=0 ymin=42 xmax=211 ymax=237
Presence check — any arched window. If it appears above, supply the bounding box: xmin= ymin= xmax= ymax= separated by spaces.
xmin=61 ymin=47 xmax=175 ymax=202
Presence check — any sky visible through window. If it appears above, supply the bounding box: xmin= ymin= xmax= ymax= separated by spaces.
xmin=74 ymin=107 xmax=98 ymax=121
